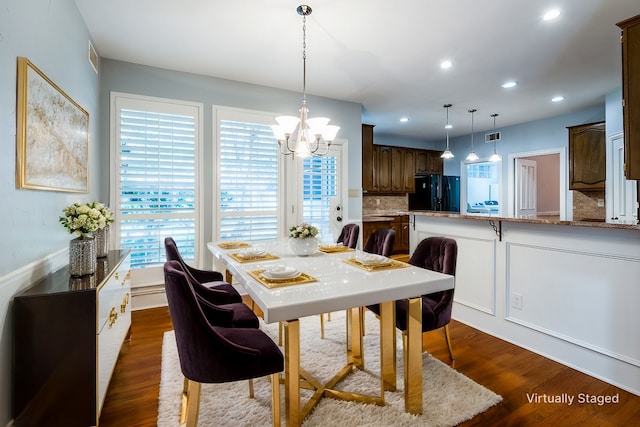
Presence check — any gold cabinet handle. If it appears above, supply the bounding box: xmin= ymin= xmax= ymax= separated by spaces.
xmin=115 ymin=272 xmax=119 ymax=281
xmin=109 ymin=307 xmax=118 ymax=328
xmin=121 ymin=270 xmax=131 ymax=286
xmin=120 ymin=292 xmax=130 ymax=313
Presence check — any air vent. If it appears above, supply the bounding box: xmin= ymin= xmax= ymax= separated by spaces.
xmin=485 ymin=131 xmax=501 ymax=143
xmin=88 ymin=41 xmax=98 ymax=74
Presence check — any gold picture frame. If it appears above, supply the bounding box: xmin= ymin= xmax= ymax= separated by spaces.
xmin=16 ymin=57 xmax=90 ymax=192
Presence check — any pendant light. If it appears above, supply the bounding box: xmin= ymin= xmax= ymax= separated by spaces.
xmin=440 ymin=104 xmax=454 ymax=159
xmin=466 ymin=108 xmax=479 ymax=161
xmin=489 ymin=113 xmax=502 ymax=162
xmin=270 ymin=5 xmax=340 ymax=158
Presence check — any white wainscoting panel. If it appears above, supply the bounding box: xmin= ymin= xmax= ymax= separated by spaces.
xmin=506 ymin=241 xmax=640 ymax=367
xmin=412 ymin=218 xmax=497 ymax=315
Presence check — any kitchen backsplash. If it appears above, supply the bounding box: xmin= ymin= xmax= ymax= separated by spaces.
xmin=363 ymin=195 xmax=408 ymax=214
xmin=572 ymin=190 xmax=606 ymax=221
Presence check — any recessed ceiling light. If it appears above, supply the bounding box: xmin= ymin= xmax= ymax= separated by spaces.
xmin=444 ymin=124 xmax=453 ymax=129
xmin=502 ymin=81 xmax=518 ymax=89
xmin=543 ymin=9 xmax=560 ymax=21
xmin=400 ymin=117 xmax=409 ymax=123
xmin=551 ymin=96 xmax=565 ymax=102
xmin=440 ymin=60 xmax=452 ymax=69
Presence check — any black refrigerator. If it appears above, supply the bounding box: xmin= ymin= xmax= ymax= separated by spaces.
xmin=408 ymin=174 xmax=460 ymax=212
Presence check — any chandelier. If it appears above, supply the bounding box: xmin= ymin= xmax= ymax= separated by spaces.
xmin=441 ymin=103 xmax=454 ymax=159
xmin=271 ymin=5 xmax=340 ymax=158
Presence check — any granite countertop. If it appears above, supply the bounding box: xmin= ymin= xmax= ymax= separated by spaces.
xmin=362 ymin=210 xmax=408 ymax=222
xmin=405 ymin=210 xmax=640 ymax=231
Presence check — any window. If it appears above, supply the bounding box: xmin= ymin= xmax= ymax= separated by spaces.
xmin=111 ymin=93 xmax=202 ymax=280
xmin=216 ymin=109 xmax=281 ymax=242
xmin=302 ymin=155 xmax=338 ymax=239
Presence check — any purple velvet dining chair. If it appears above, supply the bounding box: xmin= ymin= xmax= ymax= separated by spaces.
xmin=368 ymin=236 xmax=458 ymax=364
xmin=165 ymin=236 xmax=242 ymax=305
xmin=363 ymin=228 xmax=395 ymax=257
xmin=164 ymin=261 xmax=283 ymax=427
xmin=337 ymin=223 xmax=360 ymax=249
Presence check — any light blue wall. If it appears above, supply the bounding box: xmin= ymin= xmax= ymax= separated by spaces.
xmin=0 ymin=0 xmax=100 ymax=422
xmin=442 ymin=104 xmax=605 ymax=177
xmin=99 ymin=59 xmax=364 ymax=238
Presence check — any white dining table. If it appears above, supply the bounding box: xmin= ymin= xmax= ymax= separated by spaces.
xmin=208 ymin=239 xmax=454 ymax=427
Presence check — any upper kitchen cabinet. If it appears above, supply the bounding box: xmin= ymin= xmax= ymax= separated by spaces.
xmin=617 ymin=14 xmax=640 ymax=180
xmin=415 ymin=150 xmax=443 ymax=175
xmin=568 ymin=122 xmax=606 ymax=191
xmin=375 ymin=145 xmax=393 ymax=192
xmin=362 ymin=124 xmax=376 ymax=192
xmin=391 ymin=147 xmax=415 ymax=193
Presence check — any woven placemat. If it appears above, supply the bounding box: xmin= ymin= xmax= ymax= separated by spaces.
xmin=317 ymin=245 xmax=354 ymax=253
xmin=343 ymin=258 xmax=409 ymax=272
xmin=229 ymin=253 xmax=279 ymax=263
xmin=217 ymin=242 xmax=251 ymax=250
xmin=248 ymin=269 xmax=317 ymax=289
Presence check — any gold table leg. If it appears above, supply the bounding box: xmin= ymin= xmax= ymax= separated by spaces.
xmin=404 ymin=297 xmax=423 ymax=414
xmin=348 ymin=307 xmax=364 ymax=368
xmin=379 ymin=301 xmax=397 ymax=392
xmin=284 ymin=320 xmax=301 ymax=427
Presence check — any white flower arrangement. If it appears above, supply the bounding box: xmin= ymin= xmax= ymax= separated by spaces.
xmin=289 ymin=223 xmax=319 ymax=239
xmin=59 ymin=201 xmax=114 ymax=239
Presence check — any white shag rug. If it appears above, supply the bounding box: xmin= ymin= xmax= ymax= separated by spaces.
xmin=158 ymin=310 xmax=502 ymax=427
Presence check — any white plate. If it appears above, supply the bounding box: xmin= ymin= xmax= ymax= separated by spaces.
xmin=262 ymin=266 xmax=300 ymax=279
xmin=356 ymin=253 xmax=389 ymax=265
xmin=238 ymin=247 xmax=266 ymax=258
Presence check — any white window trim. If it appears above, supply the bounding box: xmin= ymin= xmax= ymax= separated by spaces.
xmin=211 ymin=106 xmax=287 ymax=244
xmin=110 ymin=91 xmax=204 ymax=286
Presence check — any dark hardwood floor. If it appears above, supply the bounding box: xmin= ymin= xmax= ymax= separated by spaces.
xmin=99 ymin=304 xmax=640 ymax=427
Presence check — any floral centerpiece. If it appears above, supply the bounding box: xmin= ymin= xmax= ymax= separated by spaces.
xmin=289 ymin=223 xmax=319 ymax=239
xmin=60 ymin=201 xmax=115 ymax=275
xmin=59 ymin=202 xmax=105 ymax=239
xmin=288 ymin=223 xmax=319 ymax=256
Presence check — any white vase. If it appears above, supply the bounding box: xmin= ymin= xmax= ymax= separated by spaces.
xmin=69 ymin=236 xmax=97 ymax=277
xmin=288 ymin=237 xmax=318 ymax=256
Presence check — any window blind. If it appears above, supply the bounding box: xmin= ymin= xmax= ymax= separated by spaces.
xmin=118 ymin=107 xmax=197 ymax=268
xmin=302 ymin=155 xmax=337 ymax=238
xmin=218 ymin=119 xmax=279 ymax=241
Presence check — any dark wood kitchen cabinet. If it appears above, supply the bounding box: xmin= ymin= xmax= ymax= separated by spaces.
xmin=362 ymin=124 xmax=375 ymax=192
xmin=375 ymin=145 xmax=393 ymax=192
xmin=568 ymin=122 xmax=606 ymax=191
xmin=415 ymin=150 xmax=443 ymax=175
xmin=391 ymin=147 xmax=415 ymax=193
xmin=389 ymin=215 xmax=410 ymax=254
xmin=617 ymin=14 xmax=640 ymax=179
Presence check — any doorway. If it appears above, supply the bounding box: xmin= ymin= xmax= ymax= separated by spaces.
xmin=508 ymin=148 xmax=566 ymax=220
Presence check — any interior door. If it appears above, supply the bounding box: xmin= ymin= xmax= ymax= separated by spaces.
xmin=299 ymin=143 xmax=345 ymax=242
xmin=515 ymin=158 xmax=537 ymax=218
xmin=611 ymin=134 xmax=638 ymax=223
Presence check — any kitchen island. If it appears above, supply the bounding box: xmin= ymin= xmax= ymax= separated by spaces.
xmin=406 ymin=211 xmax=640 ymax=396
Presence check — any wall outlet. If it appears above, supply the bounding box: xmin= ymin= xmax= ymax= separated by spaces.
xmin=376 ymin=198 xmax=380 ymax=205
xmin=597 ymin=199 xmax=605 ymax=207
xmin=511 ymin=292 xmax=523 ymax=310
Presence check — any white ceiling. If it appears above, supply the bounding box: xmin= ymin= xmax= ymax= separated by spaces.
xmin=74 ymin=0 xmax=638 ymax=140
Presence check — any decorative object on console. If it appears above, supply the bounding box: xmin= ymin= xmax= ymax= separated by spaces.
xmin=270 ymin=5 xmax=340 ymax=158
xmin=88 ymin=201 xmax=114 ymax=258
xmin=288 ymin=222 xmax=319 ymax=256
xmin=60 ymin=201 xmax=113 ymax=275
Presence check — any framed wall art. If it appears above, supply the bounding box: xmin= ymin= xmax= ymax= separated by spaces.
xmin=16 ymin=56 xmax=90 ymax=192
